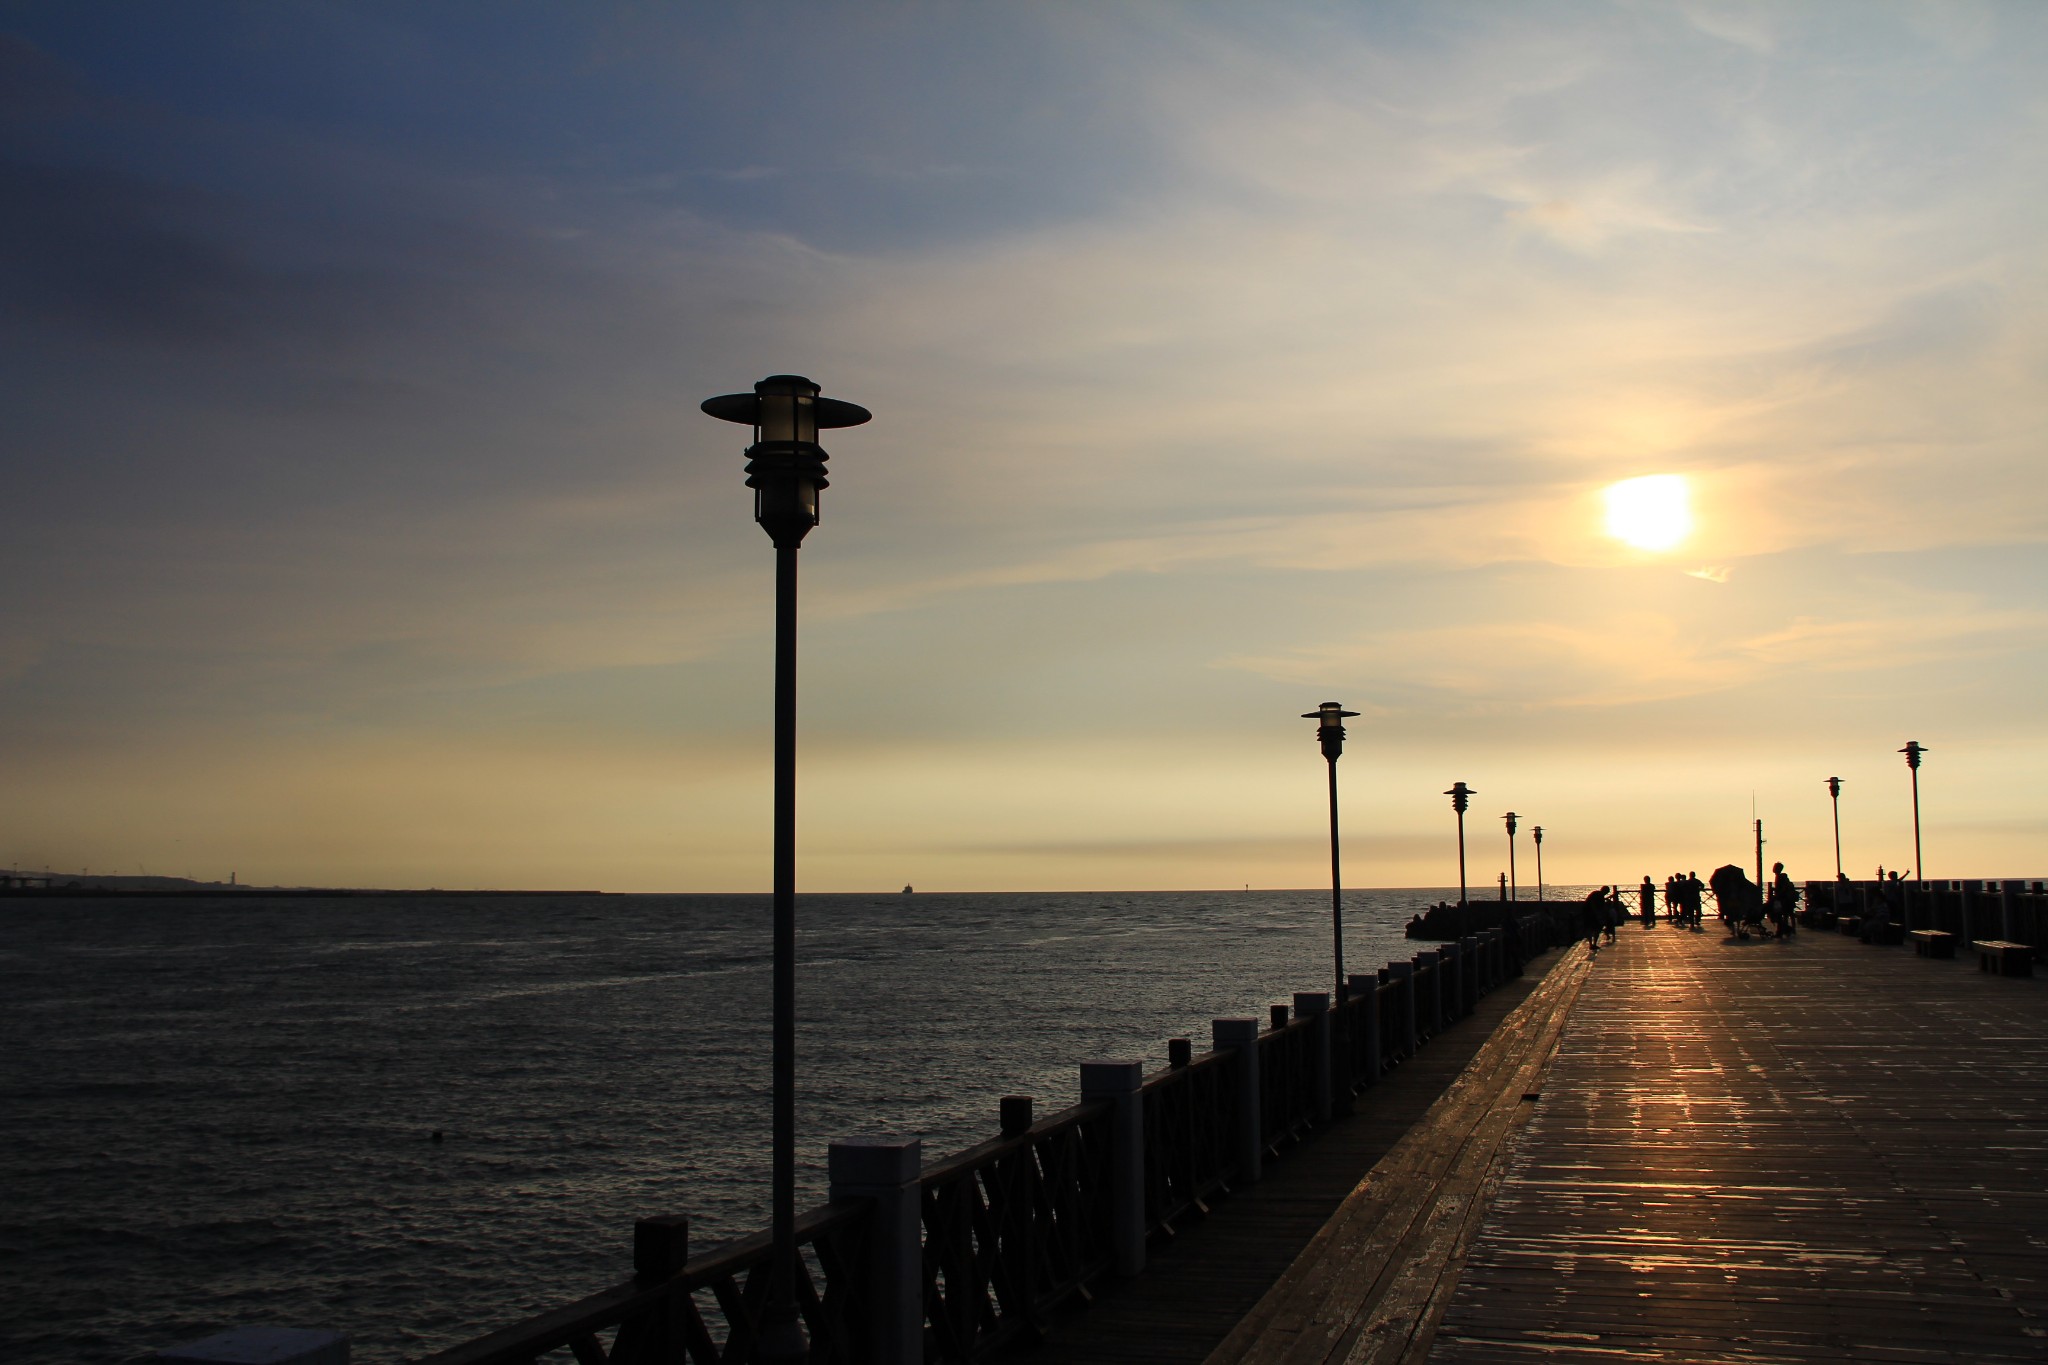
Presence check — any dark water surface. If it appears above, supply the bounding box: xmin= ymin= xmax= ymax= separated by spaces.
xmin=0 ymin=888 xmax=1558 ymax=1362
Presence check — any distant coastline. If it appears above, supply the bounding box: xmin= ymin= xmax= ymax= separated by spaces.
xmin=0 ymin=872 xmax=603 ymax=898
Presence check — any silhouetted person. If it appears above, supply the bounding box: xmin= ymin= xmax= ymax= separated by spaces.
xmin=1640 ymin=876 xmax=1658 ymax=926
xmin=1770 ymin=861 xmax=1797 ymax=937
xmin=1580 ymin=887 xmax=1610 ymax=951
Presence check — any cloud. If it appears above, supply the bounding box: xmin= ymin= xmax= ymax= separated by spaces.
xmin=1218 ymin=593 xmax=2048 ymax=713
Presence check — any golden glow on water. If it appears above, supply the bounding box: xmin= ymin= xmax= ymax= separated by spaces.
xmin=1603 ymin=475 xmax=1692 ymax=552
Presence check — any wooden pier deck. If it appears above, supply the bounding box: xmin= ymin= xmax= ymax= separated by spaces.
xmin=1204 ymin=924 xmax=2048 ymax=1365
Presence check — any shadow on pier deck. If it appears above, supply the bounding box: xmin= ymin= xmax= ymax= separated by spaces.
xmin=1150 ymin=927 xmax=2048 ymax=1365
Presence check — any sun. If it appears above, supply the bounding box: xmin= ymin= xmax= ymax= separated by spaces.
xmin=1602 ymin=474 xmax=1692 ymax=551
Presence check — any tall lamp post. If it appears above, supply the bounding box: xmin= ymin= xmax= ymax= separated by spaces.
xmin=702 ymin=374 xmax=871 ymax=1365
xmin=1503 ymin=811 xmax=1520 ymax=902
xmin=1532 ymin=825 xmax=1545 ymax=903
xmin=1302 ymin=702 xmax=1360 ymax=1002
xmin=1825 ymin=777 xmax=1844 ymax=880
xmin=1445 ymin=782 xmax=1475 ymax=907
xmin=1900 ymin=741 xmax=1928 ymax=883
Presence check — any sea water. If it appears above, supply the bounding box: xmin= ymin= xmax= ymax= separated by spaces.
xmin=0 ymin=888 xmax=1567 ymax=1362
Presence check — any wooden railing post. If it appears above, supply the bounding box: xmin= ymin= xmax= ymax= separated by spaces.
xmin=1080 ymin=1061 xmax=1146 ymax=1277
xmin=1413 ymin=950 xmax=1442 ymax=1037
xmin=1348 ymin=973 xmax=1381 ymax=1089
xmin=1294 ymin=991 xmax=1332 ymax=1124
xmin=1386 ymin=961 xmax=1416 ymax=1058
xmin=828 ymin=1137 xmax=923 ymax=1365
xmin=1212 ymin=1018 xmax=1262 ymax=1185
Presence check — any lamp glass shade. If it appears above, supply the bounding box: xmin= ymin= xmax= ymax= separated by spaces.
xmin=757 ymin=387 xmax=818 ymax=445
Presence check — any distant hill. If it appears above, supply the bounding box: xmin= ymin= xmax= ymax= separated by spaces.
xmin=2 ymin=872 xmax=241 ymax=891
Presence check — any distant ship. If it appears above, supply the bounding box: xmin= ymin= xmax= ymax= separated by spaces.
xmin=902 ymin=885 xmax=913 ymax=895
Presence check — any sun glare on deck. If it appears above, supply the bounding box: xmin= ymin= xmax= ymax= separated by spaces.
xmin=1602 ymin=474 xmax=1692 ymax=552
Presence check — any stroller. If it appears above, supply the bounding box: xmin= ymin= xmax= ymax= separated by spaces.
xmin=1709 ymin=864 xmax=1768 ymax=939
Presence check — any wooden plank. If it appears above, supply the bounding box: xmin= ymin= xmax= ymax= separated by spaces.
xmin=1431 ymin=927 xmax=2048 ymax=1364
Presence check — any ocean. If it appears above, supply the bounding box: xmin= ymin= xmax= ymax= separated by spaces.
xmin=0 ymin=887 xmax=1578 ymax=1362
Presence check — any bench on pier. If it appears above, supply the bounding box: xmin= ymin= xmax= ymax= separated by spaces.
xmin=1975 ymin=940 xmax=2035 ymax=978
xmin=1909 ymin=929 xmax=1955 ymax=959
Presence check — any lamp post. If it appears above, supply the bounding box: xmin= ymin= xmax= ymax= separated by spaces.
xmin=1532 ymin=825 xmax=1545 ymax=902
xmin=1900 ymin=741 xmax=1928 ymax=883
xmin=1302 ymin=702 xmax=1360 ymax=1002
xmin=702 ymin=374 xmax=871 ymax=1365
xmin=1503 ymin=811 xmax=1519 ymax=902
xmin=1825 ymin=777 xmax=1844 ymax=880
xmin=1445 ymin=782 xmax=1475 ymax=907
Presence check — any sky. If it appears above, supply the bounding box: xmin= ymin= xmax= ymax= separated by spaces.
xmin=3 ymin=1 xmax=2044 ymax=893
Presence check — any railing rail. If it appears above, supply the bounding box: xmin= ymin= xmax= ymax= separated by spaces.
xmin=415 ymin=1198 xmax=871 ymax=1365
xmin=919 ymin=1098 xmax=1114 ymax=1363
xmin=1140 ymin=1048 xmax=1237 ymax=1235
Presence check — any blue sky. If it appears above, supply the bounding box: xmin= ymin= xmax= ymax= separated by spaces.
xmin=3 ymin=2 xmax=2045 ymax=891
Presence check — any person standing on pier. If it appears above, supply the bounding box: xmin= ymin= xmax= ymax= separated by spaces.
xmin=1640 ymin=876 xmax=1658 ymax=926
xmin=1770 ymin=862 xmax=1798 ymax=937
xmin=1580 ymin=887 xmax=1610 ymax=952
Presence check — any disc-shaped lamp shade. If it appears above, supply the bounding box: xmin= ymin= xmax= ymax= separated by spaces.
xmin=1301 ymin=701 xmax=1360 ymax=730
xmin=701 ymin=376 xmax=872 ymax=438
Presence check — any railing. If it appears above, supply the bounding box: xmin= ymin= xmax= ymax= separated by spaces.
xmin=919 ymin=1099 xmax=1114 ymax=1362
xmin=1140 ymin=1048 xmax=1238 ymax=1235
xmin=1256 ymin=1011 xmax=1319 ymax=1152
xmin=415 ymin=1198 xmax=871 ymax=1365
xmin=1804 ymin=880 xmax=2048 ymax=953
xmin=416 ymin=925 xmax=1530 ymax=1365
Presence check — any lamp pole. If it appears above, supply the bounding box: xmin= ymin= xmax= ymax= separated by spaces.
xmin=1900 ymin=741 xmax=1928 ymax=883
xmin=1825 ymin=777 xmax=1844 ymax=880
xmin=1302 ymin=703 xmax=1360 ymax=1002
xmin=1503 ymin=811 xmax=1519 ymax=902
xmin=702 ymin=375 xmax=870 ymax=1365
xmin=1532 ymin=825 xmax=1545 ymax=903
xmin=1445 ymin=782 xmax=1475 ymax=908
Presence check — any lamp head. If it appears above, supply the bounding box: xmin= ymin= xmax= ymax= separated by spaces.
xmin=1899 ymin=741 xmax=1927 ymax=770
xmin=1300 ymin=701 xmax=1359 ymax=761
xmin=1826 ymin=775 xmax=1843 ymax=798
xmin=701 ymin=375 xmax=871 ymax=548
xmin=1532 ymin=824 xmax=1544 ymax=845
xmin=1444 ymin=781 xmax=1474 ymax=813
xmin=1504 ymin=811 xmax=1519 ymax=836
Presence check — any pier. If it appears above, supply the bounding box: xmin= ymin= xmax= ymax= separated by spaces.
xmin=407 ymin=889 xmax=2048 ymax=1365
xmin=1210 ymin=921 xmax=2048 ymax=1364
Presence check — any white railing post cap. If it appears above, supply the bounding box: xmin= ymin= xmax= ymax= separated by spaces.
xmin=827 ymin=1135 xmax=921 ymax=1186
xmin=1080 ymin=1060 xmax=1144 ymax=1091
